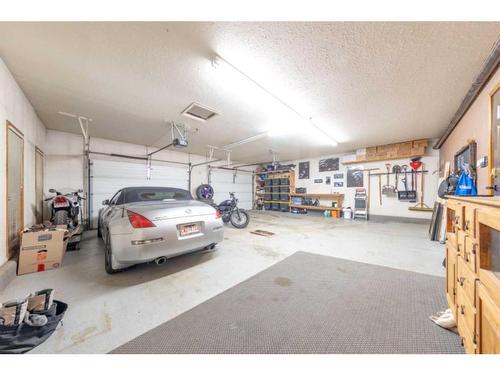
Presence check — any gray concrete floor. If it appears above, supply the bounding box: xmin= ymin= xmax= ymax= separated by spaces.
xmin=0 ymin=211 xmax=445 ymax=353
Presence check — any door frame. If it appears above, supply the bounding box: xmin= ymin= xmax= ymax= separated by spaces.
xmin=35 ymin=146 xmax=45 ymax=223
xmin=6 ymin=120 xmax=24 ymax=259
xmin=489 ymin=81 xmax=500 ymax=194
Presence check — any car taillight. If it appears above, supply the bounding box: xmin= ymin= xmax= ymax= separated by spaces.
xmin=215 ymin=210 xmax=222 ymax=219
xmin=127 ymin=210 xmax=156 ymax=228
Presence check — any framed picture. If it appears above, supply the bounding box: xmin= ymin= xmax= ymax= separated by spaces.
xmin=333 ymin=173 xmax=344 ymax=179
xmin=334 ymin=181 xmax=344 ymax=187
xmin=454 ymin=141 xmax=477 ymax=176
xmin=319 ymin=157 xmax=339 ymax=172
xmin=299 ymin=161 xmax=310 ymax=179
xmin=314 ymin=178 xmax=323 ymax=183
xmin=325 ymin=176 xmax=331 ymax=185
xmin=346 ymin=167 xmax=364 ymax=187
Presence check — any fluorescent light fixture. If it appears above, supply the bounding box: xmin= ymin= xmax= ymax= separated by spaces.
xmin=222 ymin=132 xmax=268 ymax=150
xmin=211 ymin=55 xmax=338 ymax=147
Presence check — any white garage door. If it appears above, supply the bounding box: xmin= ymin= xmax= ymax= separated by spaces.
xmin=89 ymin=158 xmax=189 ymax=228
xmin=210 ymin=169 xmax=253 ymax=210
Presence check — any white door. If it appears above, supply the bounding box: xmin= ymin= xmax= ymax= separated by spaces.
xmin=89 ymin=158 xmax=189 ymax=227
xmin=210 ymin=169 xmax=253 ymax=210
xmin=35 ymin=147 xmax=44 ymax=223
xmin=7 ymin=122 xmax=24 ymax=259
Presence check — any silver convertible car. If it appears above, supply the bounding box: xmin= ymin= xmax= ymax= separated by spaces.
xmin=98 ymin=186 xmax=224 ymax=274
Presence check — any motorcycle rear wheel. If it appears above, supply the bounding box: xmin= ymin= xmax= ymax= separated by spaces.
xmin=54 ymin=210 xmax=68 ymax=226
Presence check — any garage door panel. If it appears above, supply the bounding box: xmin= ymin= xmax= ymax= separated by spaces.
xmin=211 ymin=169 xmax=253 ymax=210
xmin=89 ymin=159 xmax=188 ymax=228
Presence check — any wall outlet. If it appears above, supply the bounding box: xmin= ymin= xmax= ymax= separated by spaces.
xmin=478 ymin=156 xmax=488 ymax=168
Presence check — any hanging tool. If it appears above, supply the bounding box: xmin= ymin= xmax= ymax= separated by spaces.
xmin=392 ymin=164 xmax=401 ymax=192
xmin=408 ymin=157 xmax=421 ymax=203
xmin=409 ymin=162 xmax=433 ymax=212
xmin=382 ymin=163 xmax=396 ymax=196
xmin=378 ymin=174 xmax=382 ymax=205
xmin=398 ymin=165 xmax=410 ymax=201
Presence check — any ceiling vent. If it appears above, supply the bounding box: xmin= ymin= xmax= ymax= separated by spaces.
xmin=181 ymin=102 xmax=218 ymax=122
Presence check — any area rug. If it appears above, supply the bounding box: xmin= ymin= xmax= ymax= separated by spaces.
xmin=111 ymin=251 xmax=463 ymax=354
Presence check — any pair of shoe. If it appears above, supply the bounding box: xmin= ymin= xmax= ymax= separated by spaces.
xmin=0 ymin=289 xmax=54 ymax=327
xmin=429 ymin=308 xmax=456 ymax=330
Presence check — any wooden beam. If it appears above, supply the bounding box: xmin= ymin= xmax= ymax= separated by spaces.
xmin=434 ymin=37 xmax=500 ymax=149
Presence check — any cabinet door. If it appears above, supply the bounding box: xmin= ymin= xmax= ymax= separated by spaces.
xmin=476 ymin=283 xmax=500 ymax=354
xmin=446 ymin=245 xmax=457 ymax=315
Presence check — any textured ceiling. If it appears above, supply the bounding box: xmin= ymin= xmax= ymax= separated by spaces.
xmin=0 ymin=22 xmax=499 ymax=163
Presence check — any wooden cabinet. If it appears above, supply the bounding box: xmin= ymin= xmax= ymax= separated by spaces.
xmin=445 ymin=196 xmax=500 ymax=354
xmin=476 ymin=283 xmax=500 ymax=353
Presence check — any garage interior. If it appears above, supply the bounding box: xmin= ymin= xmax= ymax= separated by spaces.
xmin=0 ymin=21 xmax=500 ymax=355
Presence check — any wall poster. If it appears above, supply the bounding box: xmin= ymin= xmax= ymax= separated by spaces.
xmin=299 ymin=161 xmax=310 ymax=179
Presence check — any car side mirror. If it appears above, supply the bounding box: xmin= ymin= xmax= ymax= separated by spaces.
xmin=49 ymin=188 xmax=56 ymax=193
xmin=102 ymin=199 xmax=110 ymax=206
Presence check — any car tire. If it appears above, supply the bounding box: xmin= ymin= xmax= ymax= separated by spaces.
xmin=97 ymin=218 xmax=102 ymax=238
xmin=104 ymin=232 xmax=124 ymax=274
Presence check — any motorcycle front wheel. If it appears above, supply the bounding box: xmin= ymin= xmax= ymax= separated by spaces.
xmin=229 ymin=210 xmax=249 ymax=229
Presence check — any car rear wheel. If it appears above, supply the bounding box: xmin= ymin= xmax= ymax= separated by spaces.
xmin=97 ymin=218 xmax=102 ymax=238
xmin=104 ymin=233 xmax=124 ymax=274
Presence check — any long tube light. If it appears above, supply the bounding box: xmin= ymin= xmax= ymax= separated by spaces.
xmin=211 ymin=55 xmax=338 ymax=146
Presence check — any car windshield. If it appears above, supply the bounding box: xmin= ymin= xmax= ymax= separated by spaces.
xmin=123 ymin=187 xmax=192 ymax=204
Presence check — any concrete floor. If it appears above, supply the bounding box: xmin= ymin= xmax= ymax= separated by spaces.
xmin=0 ymin=211 xmax=445 ymax=353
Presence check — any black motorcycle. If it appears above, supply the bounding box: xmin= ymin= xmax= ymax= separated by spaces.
xmin=213 ymin=192 xmax=250 ymax=228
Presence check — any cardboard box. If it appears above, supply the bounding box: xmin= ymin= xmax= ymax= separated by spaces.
xmin=18 ymin=229 xmax=68 ymax=275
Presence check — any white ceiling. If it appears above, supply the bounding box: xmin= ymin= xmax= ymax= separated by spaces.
xmin=0 ymin=22 xmax=499 ymax=163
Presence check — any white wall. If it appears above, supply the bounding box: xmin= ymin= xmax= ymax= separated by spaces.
xmin=0 ymin=58 xmax=46 ymax=267
xmin=288 ymin=143 xmax=439 ymax=219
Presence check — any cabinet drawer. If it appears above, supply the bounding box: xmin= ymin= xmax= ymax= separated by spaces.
xmin=464 ymin=235 xmax=478 ymax=273
xmin=454 ymin=203 xmax=465 ymax=231
xmin=446 ymin=245 xmax=458 ymax=311
xmin=457 ymin=286 xmax=476 ymax=336
xmin=464 ymin=206 xmax=476 ymax=238
xmin=457 ymin=255 xmax=477 ymax=306
xmin=458 ymin=315 xmax=477 ymax=354
xmin=457 ymin=230 xmax=467 ymax=257
xmin=446 ymin=201 xmax=464 ymax=232
xmin=446 ymin=231 xmax=458 ymax=251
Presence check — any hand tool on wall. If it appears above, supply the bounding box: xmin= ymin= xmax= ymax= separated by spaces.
xmin=409 ymin=162 xmax=433 ymax=212
xmin=392 ymin=165 xmax=401 ymax=192
xmin=408 ymin=157 xmax=422 ymax=203
xmin=398 ymin=164 xmax=409 ymax=201
xmin=378 ymin=174 xmax=382 ymax=205
xmin=382 ymin=163 xmax=396 ymax=196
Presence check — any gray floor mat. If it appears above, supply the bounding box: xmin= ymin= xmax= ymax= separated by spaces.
xmin=111 ymin=251 xmax=463 ymax=354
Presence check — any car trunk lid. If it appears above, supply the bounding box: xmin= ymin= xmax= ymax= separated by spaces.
xmin=125 ymin=200 xmax=216 ymax=221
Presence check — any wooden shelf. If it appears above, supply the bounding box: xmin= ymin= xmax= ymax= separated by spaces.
xmin=290 ymin=193 xmax=343 ymax=198
xmin=264 ymin=200 xmax=290 ymax=204
xmin=342 ymin=154 xmax=425 ymax=165
xmin=290 ymin=204 xmax=342 ymax=211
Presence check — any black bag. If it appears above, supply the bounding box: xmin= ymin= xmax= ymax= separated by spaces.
xmin=437 ymin=174 xmax=459 ymax=198
xmin=0 ymin=300 xmax=67 ymax=354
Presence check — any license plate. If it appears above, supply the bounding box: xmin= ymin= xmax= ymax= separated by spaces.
xmin=53 ymin=202 xmax=70 ymax=208
xmin=178 ymin=223 xmax=200 ymax=237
